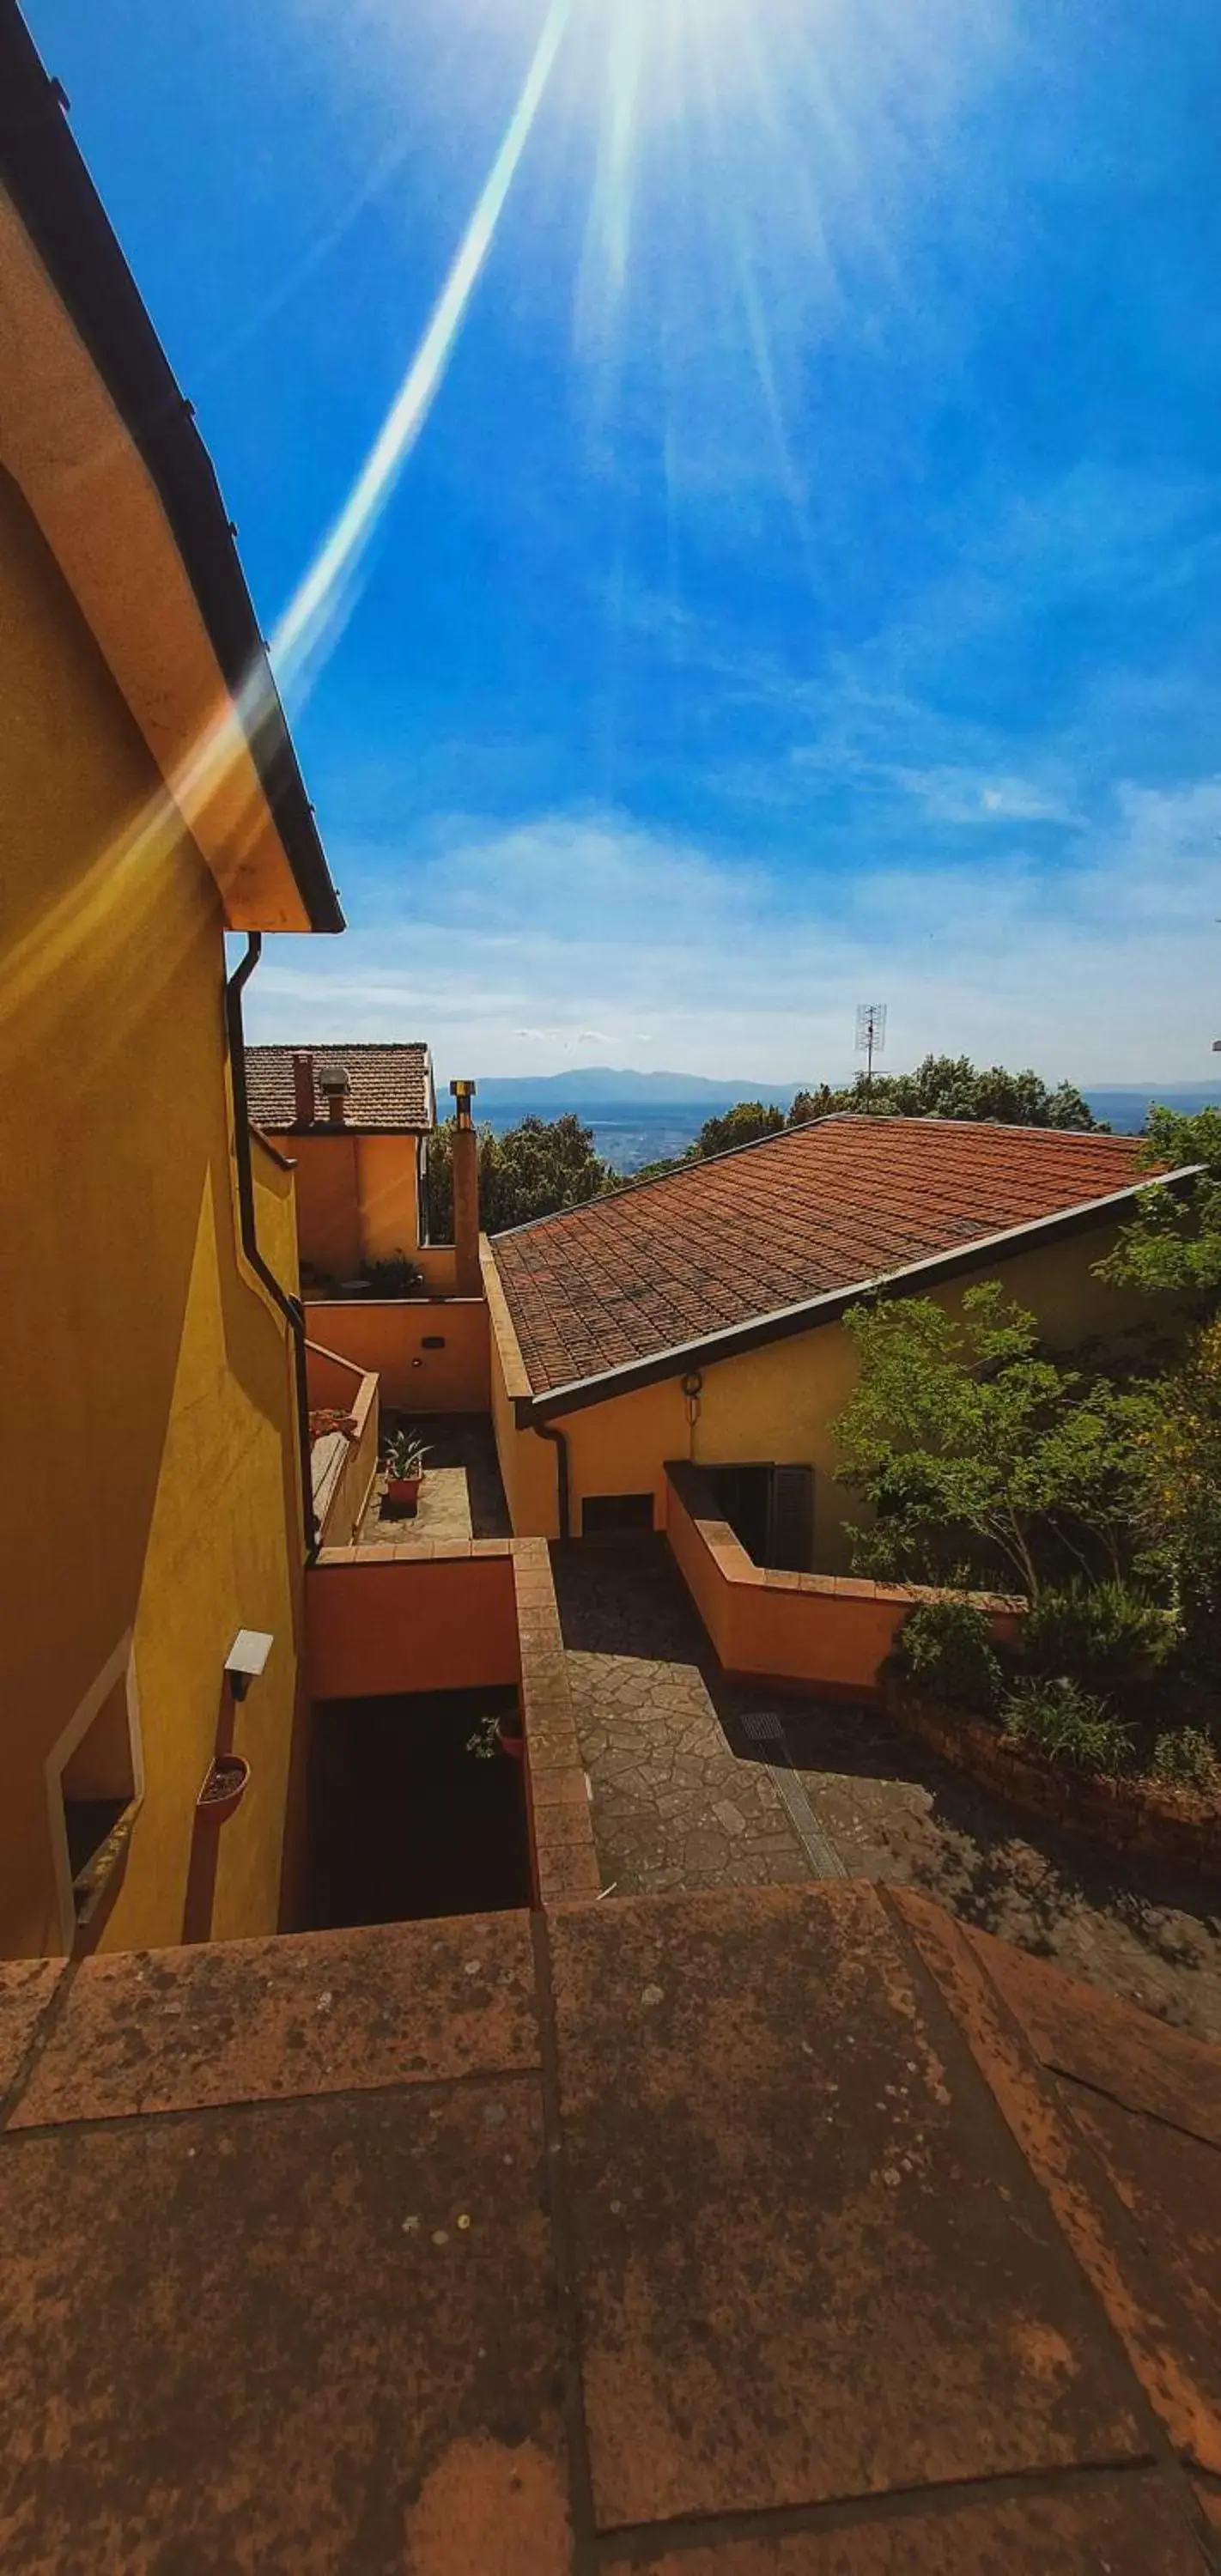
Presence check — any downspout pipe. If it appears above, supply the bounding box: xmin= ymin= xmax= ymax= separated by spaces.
xmin=533 ymin=1419 xmax=570 ymax=1541
xmin=225 ymin=933 xmax=318 ymax=1561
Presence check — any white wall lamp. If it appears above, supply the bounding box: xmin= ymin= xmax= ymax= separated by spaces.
xmin=224 ymin=1630 xmax=275 ymax=1703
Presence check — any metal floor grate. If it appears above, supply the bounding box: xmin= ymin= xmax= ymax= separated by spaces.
xmin=740 ymin=1710 xmax=785 ymax=1742
xmin=738 ymin=1708 xmax=847 ymax=1880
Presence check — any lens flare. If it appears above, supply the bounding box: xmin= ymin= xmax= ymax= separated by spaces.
xmin=5 ymin=0 xmax=574 ymax=1024
xmin=271 ymin=0 xmax=575 ymax=690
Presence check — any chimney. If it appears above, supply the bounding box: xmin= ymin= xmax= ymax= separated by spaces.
xmin=450 ymin=1078 xmax=481 ymax=1295
xmin=319 ymin=1065 xmax=351 ymax=1127
xmin=292 ymin=1052 xmax=316 ymax=1127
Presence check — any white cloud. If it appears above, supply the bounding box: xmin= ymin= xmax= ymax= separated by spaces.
xmin=246 ymin=781 xmax=1221 ymax=1084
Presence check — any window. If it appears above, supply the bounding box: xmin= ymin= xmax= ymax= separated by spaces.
xmin=581 ymin=1492 xmax=655 ymax=1536
xmin=46 ymin=1635 xmax=143 ymax=1951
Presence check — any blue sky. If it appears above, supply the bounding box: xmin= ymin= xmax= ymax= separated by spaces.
xmin=31 ymin=0 xmax=1221 ymax=1080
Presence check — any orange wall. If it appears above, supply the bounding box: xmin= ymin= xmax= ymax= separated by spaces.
xmin=303 ymin=1297 xmax=489 ymax=1411
xmin=665 ymin=1463 xmax=1022 ymax=1699
xmin=307 ymin=1552 xmax=520 ymax=1698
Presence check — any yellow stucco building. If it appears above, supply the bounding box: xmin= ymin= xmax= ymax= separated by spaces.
xmin=485 ymin=1117 xmax=1194 ymax=1560
xmin=0 ymin=36 xmax=343 ymax=1956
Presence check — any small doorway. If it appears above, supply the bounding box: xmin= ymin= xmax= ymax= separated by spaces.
xmin=708 ymin=1463 xmax=814 ymax=1572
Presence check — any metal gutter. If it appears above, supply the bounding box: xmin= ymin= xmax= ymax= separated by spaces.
xmin=225 ymin=935 xmax=318 ymax=1561
xmin=533 ymin=1421 xmax=571 ymax=1540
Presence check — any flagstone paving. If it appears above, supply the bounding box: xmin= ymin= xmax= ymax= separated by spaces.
xmin=552 ymin=1537 xmax=1221 ymax=2044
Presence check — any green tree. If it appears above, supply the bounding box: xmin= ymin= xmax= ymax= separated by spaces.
xmin=833 ymin=1284 xmax=1156 ymax=1596
xmin=1139 ymin=1315 xmax=1221 ymax=1673
xmin=425 ymin=1113 xmax=614 ymax=1238
xmin=695 ymin=1100 xmax=786 ymax=1157
xmin=1097 ymin=1106 xmax=1221 ymax=1306
xmin=788 ymin=1054 xmax=1104 ymax=1131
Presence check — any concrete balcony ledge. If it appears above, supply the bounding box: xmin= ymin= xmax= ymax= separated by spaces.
xmin=305 ymin=1340 xmax=380 ymax=1547
xmin=664 ymin=1460 xmax=1023 ymax=1700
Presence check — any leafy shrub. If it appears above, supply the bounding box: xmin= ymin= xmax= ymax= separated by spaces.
xmin=1017 ymin=1579 xmax=1173 ymax=1694
xmin=1148 ymin=1726 xmax=1220 ymax=1793
xmin=887 ymin=1599 xmax=1003 ymax=1713
xmin=362 ymin=1250 xmax=424 ymax=1297
xmin=1000 ymin=1677 xmax=1131 ymax=1773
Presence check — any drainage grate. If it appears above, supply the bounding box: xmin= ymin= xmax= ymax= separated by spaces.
xmin=738 ymin=1708 xmax=847 ymax=1880
xmin=740 ymin=1710 xmax=785 ymax=1742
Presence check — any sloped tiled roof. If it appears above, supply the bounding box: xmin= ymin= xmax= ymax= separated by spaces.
xmin=246 ymin=1043 xmax=434 ymax=1133
xmin=492 ymin=1115 xmax=1158 ymax=1397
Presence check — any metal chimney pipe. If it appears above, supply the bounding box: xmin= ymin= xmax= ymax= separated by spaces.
xmin=450 ymin=1078 xmax=480 ymax=1293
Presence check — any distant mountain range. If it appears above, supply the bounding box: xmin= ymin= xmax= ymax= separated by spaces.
xmin=467 ymin=1068 xmax=799 ymax=1108
xmin=461 ymin=1068 xmax=1221 ymax=1123
xmin=445 ymin=1069 xmax=1221 ymax=1173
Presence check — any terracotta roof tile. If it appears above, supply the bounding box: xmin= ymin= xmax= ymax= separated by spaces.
xmin=492 ymin=1115 xmax=1154 ymax=1396
xmin=246 ymin=1042 xmax=434 ymax=1132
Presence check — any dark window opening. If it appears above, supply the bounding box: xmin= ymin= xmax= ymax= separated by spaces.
xmin=581 ymin=1492 xmax=655 ymax=1536
xmin=300 ymin=1684 xmax=531 ymax=1928
xmin=59 ymin=1674 xmax=139 ymax=1925
xmin=707 ymin=1463 xmax=814 ymax=1572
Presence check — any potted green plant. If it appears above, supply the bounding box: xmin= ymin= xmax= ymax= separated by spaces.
xmin=465 ymin=1709 xmax=525 ymax=1764
xmin=383 ymin=1428 xmax=429 ymax=1516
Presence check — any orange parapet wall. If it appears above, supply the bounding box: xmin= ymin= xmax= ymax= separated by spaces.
xmin=306 ymin=1545 xmax=521 ymax=1699
xmin=665 ymin=1461 xmax=1023 ymax=1699
xmin=302 ymin=1297 xmax=490 ymax=1412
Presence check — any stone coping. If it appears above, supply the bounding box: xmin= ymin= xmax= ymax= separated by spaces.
xmin=665 ymin=1461 xmax=1024 ymax=1612
xmin=308 ymin=1352 xmax=379 ymax=1542
xmin=1 ymin=1885 xmax=1218 ymax=2568
xmin=889 ymin=1687 xmax=1221 ymax=1883
xmin=512 ymin=1539 xmax=602 ymax=1906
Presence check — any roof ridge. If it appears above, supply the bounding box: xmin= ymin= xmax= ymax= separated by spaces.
xmin=489 ymin=1111 xmax=1139 ymax=1244
xmin=246 ymin=1039 xmax=431 ymax=1053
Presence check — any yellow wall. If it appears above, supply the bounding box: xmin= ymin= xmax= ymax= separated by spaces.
xmin=490 ymin=1217 xmax=1158 ymax=1560
xmin=251 ymin=1131 xmax=301 ymax=1299
xmin=356 ymin=1133 xmax=422 ymax=1264
xmin=287 ymin=1128 xmax=423 ymax=1282
xmin=0 ymin=469 xmax=307 ymax=1957
xmin=289 ymin=1131 xmax=362 ymax=1281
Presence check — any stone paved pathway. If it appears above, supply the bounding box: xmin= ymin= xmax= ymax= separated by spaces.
xmin=554 ymin=1544 xmax=808 ymax=1897
xmin=552 ymin=1537 xmax=1221 ymax=2045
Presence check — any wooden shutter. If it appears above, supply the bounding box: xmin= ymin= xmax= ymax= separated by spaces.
xmin=769 ymin=1466 xmax=814 ymax=1571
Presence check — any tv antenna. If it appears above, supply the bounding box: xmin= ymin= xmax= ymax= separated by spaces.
xmin=855 ymin=1002 xmax=887 ymax=1103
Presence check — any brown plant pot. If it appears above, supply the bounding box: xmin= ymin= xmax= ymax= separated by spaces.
xmin=196 ymin=1756 xmax=249 ymax=1826
xmin=498 ymin=1717 xmax=525 ymax=1763
xmin=386 ymin=1474 xmax=422 ymax=1516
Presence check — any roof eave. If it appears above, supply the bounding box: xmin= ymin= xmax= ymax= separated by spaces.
xmin=0 ymin=11 xmax=343 ymax=935
xmin=509 ymin=1164 xmax=1203 ymax=1420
